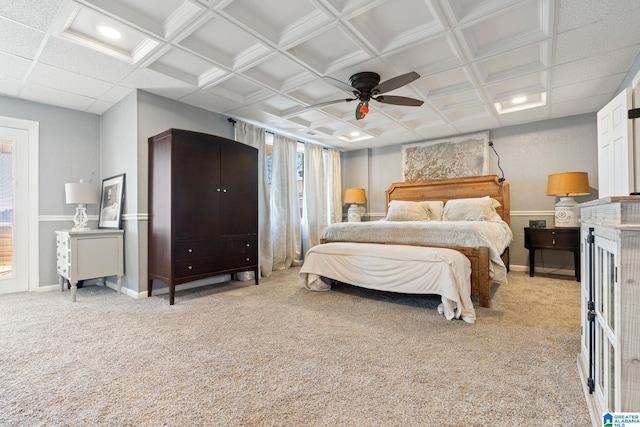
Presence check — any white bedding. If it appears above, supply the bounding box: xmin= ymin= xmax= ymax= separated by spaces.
xmin=300 ymin=242 xmax=476 ymax=323
xmin=320 ymin=220 xmax=513 ymax=285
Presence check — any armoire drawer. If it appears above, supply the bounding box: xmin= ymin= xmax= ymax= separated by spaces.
xmin=219 ymin=252 xmax=256 ymax=270
xmin=175 ymin=257 xmax=223 ymax=278
xmin=222 ymin=238 xmax=256 ymax=255
xmin=175 ymin=240 xmax=220 ymax=260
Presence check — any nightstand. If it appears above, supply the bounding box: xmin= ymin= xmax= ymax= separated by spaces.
xmin=56 ymin=229 xmax=124 ymax=302
xmin=524 ymin=227 xmax=580 ymax=281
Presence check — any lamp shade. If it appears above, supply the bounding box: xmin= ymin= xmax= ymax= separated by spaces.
xmin=546 ymin=172 xmax=590 ymax=197
xmin=343 ymin=188 xmax=366 ymax=204
xmin=65 ymin=182 xmax=99 ymax=204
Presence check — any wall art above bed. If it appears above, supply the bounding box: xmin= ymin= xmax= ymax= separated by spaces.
xmin=402 ymin=132 xmax=489 ymax=181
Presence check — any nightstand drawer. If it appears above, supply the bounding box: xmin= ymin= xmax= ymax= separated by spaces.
xmin=525 ymin=228 xmax=579 ymax=250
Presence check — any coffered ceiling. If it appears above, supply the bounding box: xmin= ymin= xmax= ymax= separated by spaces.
xmin=1 ymin=0 xmax=640 ymax=150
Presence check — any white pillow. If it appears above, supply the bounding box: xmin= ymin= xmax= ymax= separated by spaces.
xmin=385 ymin=200 xmax=432 ymax=221
xmin=443 ymin=196 xmax=502 ymax=221
xmin=422 ymin=200 xmax=444 ymax=221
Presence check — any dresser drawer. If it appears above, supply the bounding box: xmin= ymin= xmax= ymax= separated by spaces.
xmin=56 ymin=236 xmax=70 ymax=279
xmin=56 ymin=260 xmax=70 ymax=279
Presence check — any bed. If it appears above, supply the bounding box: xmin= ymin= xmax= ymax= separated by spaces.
xmin=300 ymin=175 xmax=512 ymax=312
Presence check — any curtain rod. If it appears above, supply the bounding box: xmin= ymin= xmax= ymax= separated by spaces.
xmin=228 ymin=117 xmax=276 ymax=136
xmin=228 ymin=117 xmax=333 ymax=150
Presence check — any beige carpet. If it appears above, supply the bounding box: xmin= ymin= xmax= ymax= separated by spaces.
xmin=0 ymin=268 xmax=590 ymax=426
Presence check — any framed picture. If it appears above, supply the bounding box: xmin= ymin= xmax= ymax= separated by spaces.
xmin=529 ymin=219 xmax=547 ymax=228
xmin=98 ymin=173 xmax=125 ymax=229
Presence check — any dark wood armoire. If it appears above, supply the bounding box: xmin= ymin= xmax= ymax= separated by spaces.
xmin=148 ymin=128 xmax=258 ymax=305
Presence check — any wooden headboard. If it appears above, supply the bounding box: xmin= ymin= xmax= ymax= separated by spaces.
xmin=385 ymin=175 xmax=510 ymax=225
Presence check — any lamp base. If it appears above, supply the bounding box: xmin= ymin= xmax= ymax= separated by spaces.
xmin=554 ymin=197 xmax=580 ymax=227
xmin=347 ymin=204 xmax=365 ymax=222
xmin=71 ymin=203 xmax=91 ymax=231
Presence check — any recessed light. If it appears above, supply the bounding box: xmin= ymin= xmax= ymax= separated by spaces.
xmin=97 ymin=25 xmax=122 ymax=40
xmin=337 ymin=132 xmax=373 ymax=142
xmin=495 ymin=92 xmax=546 ymax=114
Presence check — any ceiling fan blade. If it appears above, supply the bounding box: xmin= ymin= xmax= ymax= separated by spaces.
xmin=372 ymin=71 xmax=420 ymax=94
xmin=374 ymin=95 xmax=424 ymax=106
xmin=281 ymin=98 xmax=356 ymax=119
xmin=309 ymin=98 xmax=357 ymax=108
xmin=321 ymin=76 xmax=358 ymax=95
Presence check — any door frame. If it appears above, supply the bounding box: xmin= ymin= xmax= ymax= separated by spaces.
xmin=0 ymin=116 xmax=39 ymax=292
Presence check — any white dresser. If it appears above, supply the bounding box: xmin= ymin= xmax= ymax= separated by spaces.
xmin=56 ymin=229 xmax=124 ymax=302
xmin=578 ymin=197 xmax=640 ymax=425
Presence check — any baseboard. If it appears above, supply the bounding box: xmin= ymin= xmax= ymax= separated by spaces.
xmin=509 ymin=264 xmax=577 ymax=278
xmin=103 ymin=275 xmax=234 ymax=299
xmin=39 ymin=274 xmax=237 ymax=299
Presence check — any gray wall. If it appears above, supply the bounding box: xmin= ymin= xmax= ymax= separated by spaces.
xmin=102 ymin=90 xmax=234 ymax=295
xmin=100 ymin=92 xmax=139 ymax=293
xmin=0 ymin=89 xmax=610 ymax=288
xmin=0 ymin=95 xmax=101 ymax=288
xmin=341 ymin=113 xmax=599 ymax=274
xmin=137 ymin=90 xmax=233 ymax=216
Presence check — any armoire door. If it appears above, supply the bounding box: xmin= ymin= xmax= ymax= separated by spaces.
xmin=174 ymin=135 xmax=221 ymax=241
xmin=219 ymin=143 xmax=258 ymax=237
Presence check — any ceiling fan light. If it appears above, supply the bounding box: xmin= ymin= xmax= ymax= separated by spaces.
xmin=360 ymin=104 xmax=369 ymax=116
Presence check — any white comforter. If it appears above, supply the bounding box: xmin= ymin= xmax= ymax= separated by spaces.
xmin=300 ymin=242 xmax=476 ymax=323
xmin=320 ymin=220 xmax=513 ymax=285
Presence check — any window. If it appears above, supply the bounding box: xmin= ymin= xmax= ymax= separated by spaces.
xmin=0 ymin=142 xmax=13 ymax=276
xmin=265 ymin=133 xmax=304 ymax=217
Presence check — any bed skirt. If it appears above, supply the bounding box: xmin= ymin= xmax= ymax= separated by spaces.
xmin=300 ymin=242 xmax=475 ymax=323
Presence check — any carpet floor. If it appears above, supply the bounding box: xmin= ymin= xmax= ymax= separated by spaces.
xmin=0 ymin=268 xmax=590 ymax=426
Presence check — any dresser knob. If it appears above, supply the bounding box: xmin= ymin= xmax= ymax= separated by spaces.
xmin=188 ymin=248 xmax=193 ymax=253
xmin=245 ymin=243 xmax=250 ymax=247
xmin=245 ymin=257 xmax=250 ymax=262
xmin=188 ymin=265 xmax=193 ymax=270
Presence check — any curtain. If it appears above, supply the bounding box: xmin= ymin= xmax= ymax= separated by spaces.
xmin=324 ymin=148 xmax=342 ymax=225
xmin=271 ymin=134 xmax=301 ymax=270
xmin=301 ymin=143 xmax=327 ymax=256
xmin=234 ymin=121 xmax=273 ymax=278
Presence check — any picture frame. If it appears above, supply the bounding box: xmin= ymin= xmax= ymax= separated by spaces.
xmin=98 ymin=173 xmax=125 ymax=229
xmin=529 ymin=219 xmax=547 ymax=228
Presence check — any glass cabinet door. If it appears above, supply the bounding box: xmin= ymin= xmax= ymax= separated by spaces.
xmin=593 ymin=235 xmax=618 ymax=412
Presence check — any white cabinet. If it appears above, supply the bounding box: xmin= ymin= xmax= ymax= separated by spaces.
xmin=56 ymin=229 xmax=124 ymax=302
xmin=578 ymin=197 xmax=640 ymax=425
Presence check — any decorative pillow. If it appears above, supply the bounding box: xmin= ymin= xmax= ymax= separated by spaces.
xmin=385 ymin=200 xmax=432 ymax=221
xmin=443 ymin=196 xmax=502 ymax=221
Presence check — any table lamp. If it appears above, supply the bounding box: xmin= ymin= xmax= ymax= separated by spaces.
xmin=65 ymin=180 xmax=99 ymax=231
xmin=344 ymin=188 xmax=366 ymax=222
xmin=546 ymin=172 xmax=590 ymax=227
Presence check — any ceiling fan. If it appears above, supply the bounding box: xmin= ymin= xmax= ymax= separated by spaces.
xmin=314 ymin=71 xmax=424 ymax=120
